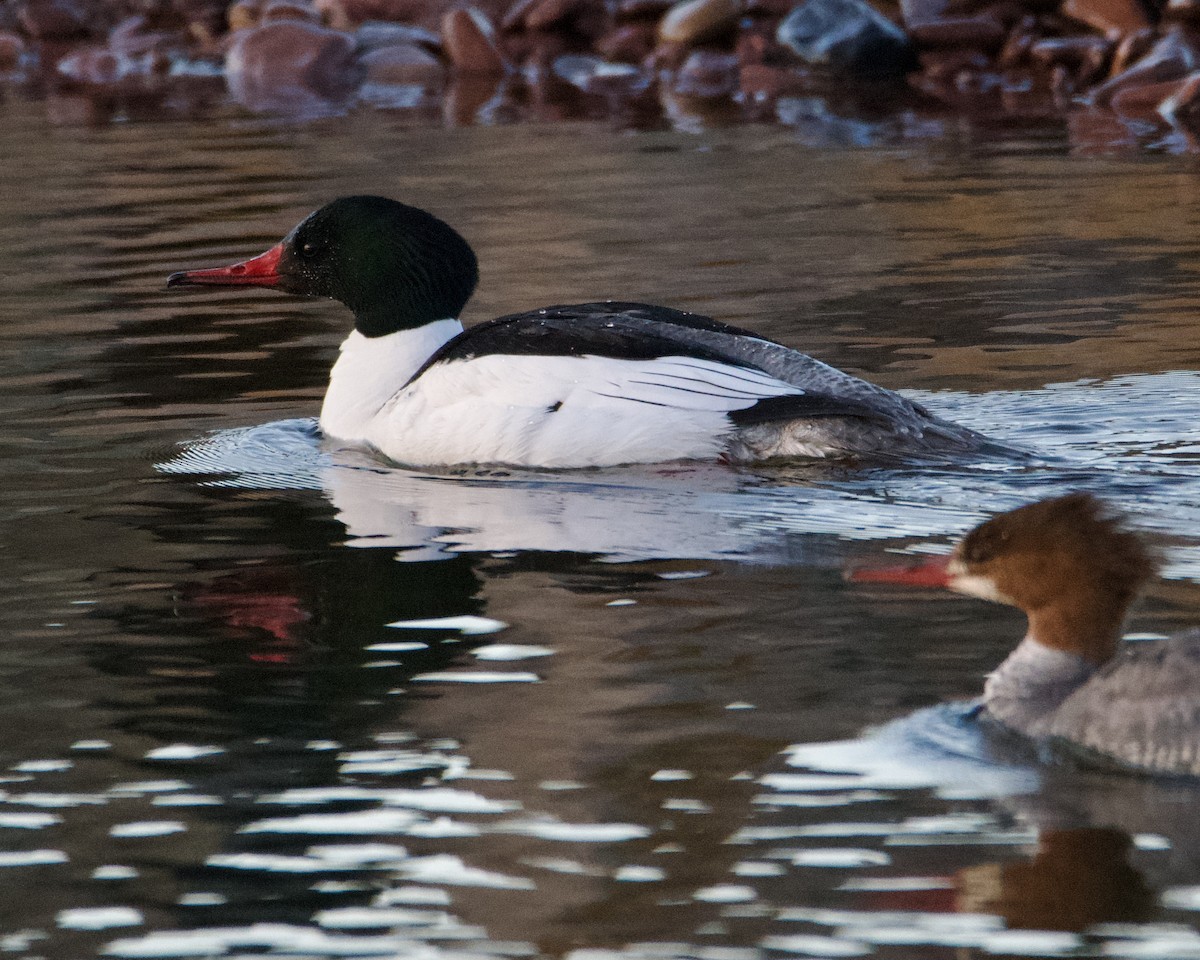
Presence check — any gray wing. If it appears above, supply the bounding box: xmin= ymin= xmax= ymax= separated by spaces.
xmin=1046 ymin=633 xmax=1200 ymax=778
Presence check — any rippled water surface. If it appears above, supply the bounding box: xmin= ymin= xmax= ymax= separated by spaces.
xmin=5 ymin=99 xmax=1200 ymax=958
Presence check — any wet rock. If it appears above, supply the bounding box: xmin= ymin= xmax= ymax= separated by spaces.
xmin=228 ymin=0 xmax=261 ymax=31
xmin=226 ymin=20 xmax=362 ymax=111
xmin=1167 ymin=0 xmax=1200 ymax=23
xmin=526 ymin=0 xmax=584 ymax=31
xmin=658 ymin=0 xmax=740 ymax=46
xmin=1109 ymin=26 xmax=1154 ymax=73
xmin=360 ymin=40 xmax=444 ymax=83
xmin=1062 ymin=0 xmax=1150 ymax=38
xmin=442 ymin=8 xmax=507 ymax=74
xmin=443 ymin=72 xmax=504 ymax=122
xmin=997 ymin=15 xmax=1037 ymax=67
xmin=501 ymin=0 xmax=538 ymax=30
xmin=508 ymin=31 xmax=571 ymax=67
xmin=650 ymin=38 xmax=690 ymax=69
xmin=916 ymin=46 xmax=990 ymax=82
xmin=980 ymin=1 xmax=1031 ymax=27
xmin=673 ymin=48 xmax=739 ymax=95
xmin=0 ymin=31 xmax=26 ymax=69
xmin=735 ymin=28 xmax=772 ymax=65
xmin=1090 ymin=28 xmax=1200 ymax=105
xmin=739 ymin=61 xmax=803 ymax=98
xmin=616 ymin=0 xmax=676 ymax=17
xmin=595 ymin=22 xmax=656 ymax=62
xmin=109 ymin=15 xmax=182 ymax=57
xmin=900 ymin=0 xmax=950 ymax=27
xmin=180 ymin=0 xmax=230 ymax=38
xmin=552 ymin=52 xmax=647 ymax=93
xmin=17 ymin=0 xmax=89 ymax=40
xmin=1155 ymin=68 xmax=1200 ymax=126
xmin=907 ymin=15 xmax=1006 ymax=51
xmin=1030 ymin=35 xmax=1111 ymax=82
xmin=263 ymin=1 xmax=321 ymax=22
xmin=56 ymin=46 xmax=122 ymax=83
xmin=355 ymin=21 xmax=441 ymax=54
xmin=316 ymin=0 xmax=422 ymax=30
xmin=502 ymin=0 xmax=581 ymax=31
xmin=744 ymin=0 xmax=803 ymax=13
xmin=777 ymin=0 xmax=916 ymax=75
xmin=1110 ymin=74 xmax=1183 ymax=117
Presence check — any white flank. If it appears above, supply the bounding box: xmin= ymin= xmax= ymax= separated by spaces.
xmin=340 ymin=351 xmax=808 ymax=468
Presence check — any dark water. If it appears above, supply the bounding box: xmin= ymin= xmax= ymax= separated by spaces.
xmin=3 ymin=98 xmax=1200 ymax=958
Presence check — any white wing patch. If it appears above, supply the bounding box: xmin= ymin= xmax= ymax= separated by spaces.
xmin=588 ymin=357 xmax=804 ymax=411
xmin=364 ymin=353 xmax=808 ymax=468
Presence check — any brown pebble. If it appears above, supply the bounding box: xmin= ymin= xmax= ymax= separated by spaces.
xmin=17 ymin=0 xmax=90 ymax=40
xmin=226 ymin=20 xmax=362 ymax=109
xmin=1062 ymin=0 xmax=1150 ymax=38
xmin=442 ymin=8 xmax=507 ymax=74
xmin=658 ymin=0 xmax=740 ymax=46
xmin=228 ymin=0 xmax=260 ymax=31
xmin=908 ymin=15 xmax=1006 ymax=51
xmin=1092 ymin=28 xmax=1200 ymax=104
xmin=1111 ymin=75 xmax=1183 ymax=116
xmin=735 ymin=28 xmax=771 ymax=64
xmin=525 ymin=0 xmax=581 ymax=32
xmin=596 ymin=22 xmax=657 ymax=62
xmin=0 ymin=31 xmax=26 ymax=68
xmin=264 ymin=1 xmax=320 ymax=22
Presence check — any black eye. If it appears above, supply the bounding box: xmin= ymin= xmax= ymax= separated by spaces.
xmin=297 ymin=240 xmax=320 ymax=259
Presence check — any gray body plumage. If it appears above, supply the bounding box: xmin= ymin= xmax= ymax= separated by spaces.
xmin=984 ymin=633 xmax=1200 ymax=779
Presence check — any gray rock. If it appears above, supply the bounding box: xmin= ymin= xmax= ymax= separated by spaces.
xmin=776 ymin=0 xmax=916 ymax=76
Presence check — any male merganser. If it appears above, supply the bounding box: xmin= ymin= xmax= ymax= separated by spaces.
xmin=852 ymin=493 xmax=1200 ymax=778
xmin=167 ymin=195 xmax=991 ymax=469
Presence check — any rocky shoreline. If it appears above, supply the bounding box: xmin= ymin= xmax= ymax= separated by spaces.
xmin=2 ymin=0 xmax=1199 ymax=145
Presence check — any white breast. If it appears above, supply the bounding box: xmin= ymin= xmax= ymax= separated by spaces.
xmin=320 ymin=319 xmax=463 ymax=444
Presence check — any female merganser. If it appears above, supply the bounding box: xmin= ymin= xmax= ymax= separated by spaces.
xmin=853 ymin=493 xmax=1200 ymax=778
xmin=168 ymin=195 xmax=990 ymax=469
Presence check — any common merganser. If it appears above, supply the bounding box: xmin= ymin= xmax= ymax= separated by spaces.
xmin=852 ymin=493 xmax=1200 ymax=778
xmin=167 ymin=195 xmax=991 ymax=469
